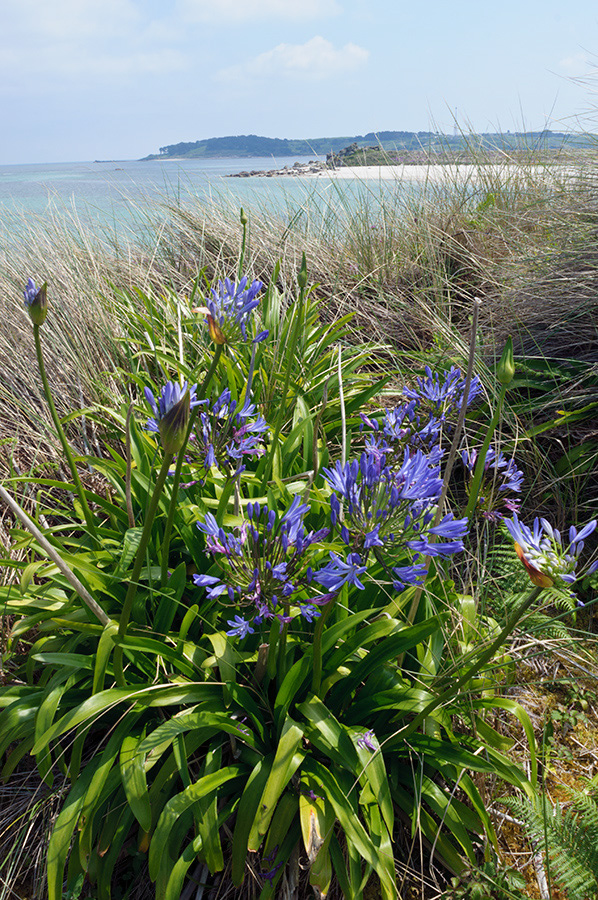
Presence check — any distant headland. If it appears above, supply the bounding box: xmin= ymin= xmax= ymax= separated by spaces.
xmin=141 ymin=130 xmax=597 ymax=162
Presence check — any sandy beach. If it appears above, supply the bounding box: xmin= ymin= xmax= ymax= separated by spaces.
xmin=306 ymin=163 xmax=560 ymax=182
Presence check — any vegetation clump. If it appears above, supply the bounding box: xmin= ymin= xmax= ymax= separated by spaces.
xmin=0 ymin=154 xmax=597 ymax=900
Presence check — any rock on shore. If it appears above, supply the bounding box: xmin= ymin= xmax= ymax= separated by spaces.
xmin=227 ymin=160 xmax=327 ymax=178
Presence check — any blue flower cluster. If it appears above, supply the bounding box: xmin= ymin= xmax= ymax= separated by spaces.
xmin=144 ymin=380 xmax=201 ymax=454
xmin=194 ymin=496 xmax=332 ymax=637
xmin=23 ymin=277 xmax=48 ymax=326
xmin=322 ymin=447 xmax=468 ymax=591
xmin=189 ymin=388 xmax=268 ymax=479
xmin=403 ymin=365 xmax=482 ymax=418
xmin=197 ymin=277 xmax=268 ymax=345
xmin=144 ymin=380 xmax=200 ymax=434
xmin=23 ymin=277 xmax=38 ymax=307
xmin=360 ymin=366 xmax=481 ymax=465
xmin=462 ymin=445 xmax=524 ymax=520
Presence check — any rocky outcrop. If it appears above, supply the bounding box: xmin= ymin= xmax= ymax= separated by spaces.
xmin=227 ymin=160 xmax=327 ymax=178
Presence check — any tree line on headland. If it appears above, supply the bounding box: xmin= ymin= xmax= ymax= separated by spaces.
xmin=142 ymin=130 xmax=596 ymax=160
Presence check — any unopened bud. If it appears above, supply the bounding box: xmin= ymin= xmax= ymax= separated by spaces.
xmin=297 ymin=252 xmax=308 ymax=290
xmin=240 ymin=207 xmax=248 ymax=227
xmin=159 ymin=391 xmax=190 ymax=455
xmin=206 ymin=313 xmax=226 ymax=345
xmin=24 ymin=278 xmax=48 ymax=326
xmin=497 ymin=336 xmax=515 ymax=386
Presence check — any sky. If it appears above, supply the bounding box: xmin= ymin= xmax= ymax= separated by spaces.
xmin=2 ymin=0 xmax=598 ymax=165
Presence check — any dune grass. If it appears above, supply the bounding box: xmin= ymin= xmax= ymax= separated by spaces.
xmin=1 ymin=152 xmax=596 ymax=513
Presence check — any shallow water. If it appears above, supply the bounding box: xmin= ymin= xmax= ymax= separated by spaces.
xmin=0 ymin=156 xmax=420 ymax=240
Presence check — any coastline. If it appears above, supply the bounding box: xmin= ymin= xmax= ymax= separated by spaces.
xmin=225 ymin=161 xmax=573 ymax=182
xmin=301 ymin=163 xmax=564 ymax=181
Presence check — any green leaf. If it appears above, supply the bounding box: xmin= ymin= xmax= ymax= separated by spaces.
xmin=93 ymin=621 xmax=119 ymax=694
xmin=327 ymin=617 xmax=442 ymax=709
xmin=148 ymin=766 xmax=243 ymax=881
xmin=231 ymin=756 xmax=273 ymax=886
xmin=300 ymin=696 xmax=393 ymax=837
xmin=247 ymin=716 xmax=305 ymax=851
xmin=115 ymin=527 xmax=144 ymax=576
xmin=473 ymin=697 xmax=538 ymax=788
xmin=120 ymin=733 xmax=152 ymax=832
xmin=302 ymin=758 xmax=396 ymax=897
xmin=47 ymin=758 xmax=101 ymax=900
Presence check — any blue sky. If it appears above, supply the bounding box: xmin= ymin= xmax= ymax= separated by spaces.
xmin=2 ymin=0 xmax=598 ymax=164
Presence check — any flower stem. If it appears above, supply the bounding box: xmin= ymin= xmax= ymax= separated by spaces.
xmin=261 ymin=285 xmax=305 ymax=489
xmin=160 ymin=345 xmax=223 ymax=586
xmin=33 ymin=324 xmax=97 ymax=543
xmin=266 ymin=617 xmax=280 ymax=681
xmin=463 ymin=382 xmax=508 ymax=521
xmin=403 ymin=298 xmax=481 ymax=633
xmin=311 ymin=595 xmax=336 ymax=696
xmin=237 ymin=210 xmax=248 ymax=281
xmin=114 ymin=454 xmax=173 ymax=685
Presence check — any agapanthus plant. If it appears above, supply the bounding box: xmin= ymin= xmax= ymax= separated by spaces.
xmin=194 ymin=276 xmax=267 ymax=345
xmin=505 ymin=514 xmax=598 ymax=591
xmin=323 ymin=447 xmax=468 ymax=591
xmin=194 ymin=495 xmax=331 ymax=636
xmin=462 ymin=445 xmax=523 ymax=521
xmin=361 ymin=399 xmax=445 ymax=462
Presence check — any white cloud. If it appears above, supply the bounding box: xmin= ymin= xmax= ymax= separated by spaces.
xmin=179 ymin=0 xmax=341 ymax=24
xmin=215 ymin=35 xmax=368 ymax=84
xmin=558 ymin=52 xmax=591 ymax=76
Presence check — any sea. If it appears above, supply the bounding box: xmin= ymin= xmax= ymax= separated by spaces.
xmin=0 ymin=156 xmax=405 ymax=240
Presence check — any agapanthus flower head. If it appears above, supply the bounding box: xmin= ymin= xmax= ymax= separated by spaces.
xmin=462 ymin=445 xmax=524 ymax=520
xmin=356 ymin=729 xmax=377 ymax=752
xmin=193 ymin=496 xmax=332 ymax=637
xmin=360 ymin=399 xmax=444 ymax=463
xmin=403 ymin=365 xmax=482 ymax=420
xmin=23 ymin=277 xmax=48 ymax=326
xmin=194 ymin=276 xmax=267 ymax=345
xmin=190 ymin=388 xmax=268 ymax=479
xmin=323 ymin=446 xmax=467 ymax=587
xmin=505 ymin=514 xmax=598 ymax=590
xmin=144 ymin=380 xmax=200 ymax=455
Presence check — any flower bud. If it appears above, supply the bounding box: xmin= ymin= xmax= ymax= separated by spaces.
xmin=497 ymin=336 xmax=515 ymax=386
xmin=240 ymin=207 xmax=248 ymax=227
xmin=158 ymin=390 xmax=190 ymax=455
xmin=24 ymin=278 xmax=48 ymax=326
xmin=297 ymin=252 xmax=308 ymax=290
xmin=206 ymin=313 xmax=226 ymax=345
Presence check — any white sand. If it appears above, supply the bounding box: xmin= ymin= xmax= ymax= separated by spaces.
xmin=305 ymin=164 xmax=561 ymax=182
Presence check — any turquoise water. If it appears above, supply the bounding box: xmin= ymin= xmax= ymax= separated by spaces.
xmin=0 ymin=157 xmax=412 ymax=239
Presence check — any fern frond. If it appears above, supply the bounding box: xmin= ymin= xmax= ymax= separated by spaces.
xmin=501 ymin=791 xmax=598 ymax=900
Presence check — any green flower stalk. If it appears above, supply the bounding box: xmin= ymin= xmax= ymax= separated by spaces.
xmin=159 ymin=347 xmax=223 ymax=586
xmin=464 ymin=338 xmax=514 ymax=521
xmin=238 ymin=207 xmax=248 ymax=281
xmin=260 ymin=254 xmax=308 ymax=489
xmin=26 ymin=280 xmax=97 ymax=542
